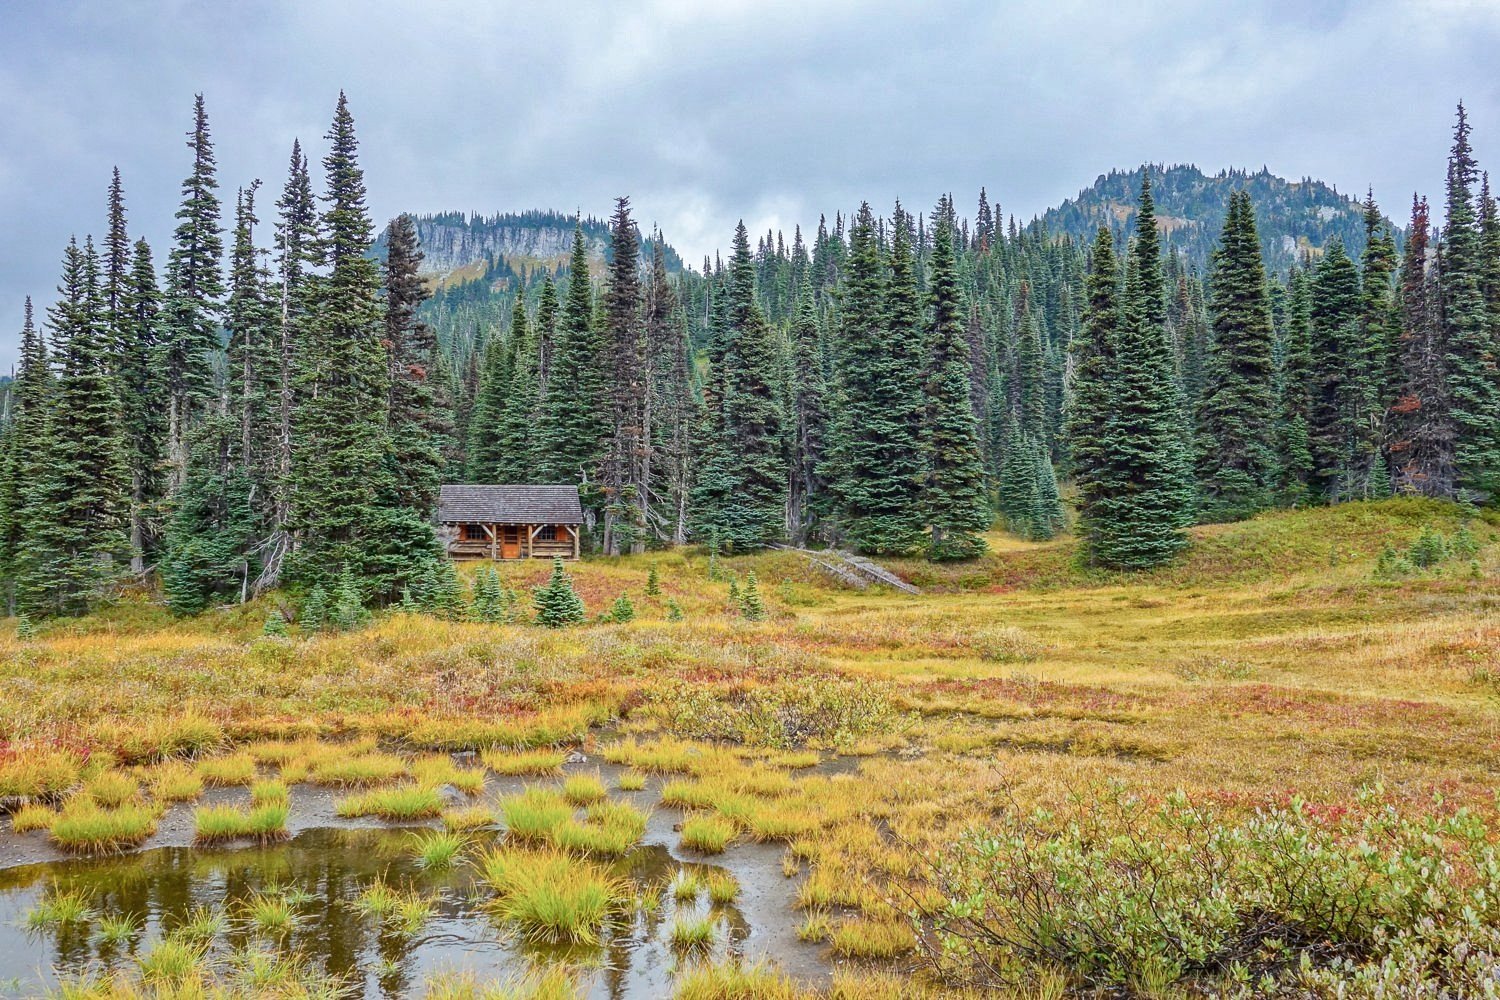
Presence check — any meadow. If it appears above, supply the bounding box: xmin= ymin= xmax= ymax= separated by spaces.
xmin=2 ymin=497 xmax=1498 ymax=997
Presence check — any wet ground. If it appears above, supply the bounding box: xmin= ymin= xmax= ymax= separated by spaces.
xmin=0 ymin=755 xmax=835 ymax=998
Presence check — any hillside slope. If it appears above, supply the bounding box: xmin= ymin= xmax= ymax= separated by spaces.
xmin=1035 ymin=163 xmax=1399 ymax=273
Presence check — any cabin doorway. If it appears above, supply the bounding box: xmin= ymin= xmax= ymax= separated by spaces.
xmin=500 ymin=526 xmax=522 ymax=559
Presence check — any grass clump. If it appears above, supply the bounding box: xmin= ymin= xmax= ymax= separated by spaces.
xmin=49 ymin=801 xmax=158 ymax=853
xmin=669 ymin=913 xmax=719 ymax=951
xmin=411 ymin=754 xmax=486 ymax=795
xmin=671 ymin=870 xmax=702 ymax=903
xmin=412 ymin=829 xmax=467 ymax=870
xmin=355 ymin=879 xmax=433 ymax=935
xmin=10 ymin=802 xmax=57 ymax=833
xmin=498 ymin=787 xmax=572 ymax=841
xmin=617 ymin=770 xmax=647 ymax=791
xmin=561 ymin=771 xmax=607 ymax=805
xmin=442 ymin=805 xmax=494 ymax=832
xmin=335 ymin=784 xmax=444 ymax=820
xmin=250 ymin=778 xmax=289 ymax=807
xmin=137 ymin=933 xmax=208 ymax=983
xmin=197 ymin=752 xmax=257 ymax=787
xmin=828 ymin=917 xmax=916 ymax=959
xmin=95 ymin=912 xmax=142 ymax=947
xmin=704 ymin=870 xmax=740 ymax=905
xmin=150 ymin=762 xmax=205 ymax=802
xmin=26 ymin=886 xmax=95 ymax=929
xmin=169 ymin=905 xmax=227 ymax=943
xmin=0 ymin=747 xmax=82 ymax=799
xmin=478 ymin=845 xmax=626 ymax=944
xmin=241 ymin=891 xmax=298 ymax=936
xmin=680 ymin=813 xmax=737 ymax=854
xmin=83 ymin=770 xmax=139 ymax=808
xmin=193 ymin=802 xmax=289 ymax=844
xmin=480 ymin=747 xmax=566 ymax=776
xmin=309 ymin=751 xmax=406 ymax=787
xmin=672 ymin=962 xmax=809 ymax=1000
xmin=551 ymin=799 xmax=648 ymax=856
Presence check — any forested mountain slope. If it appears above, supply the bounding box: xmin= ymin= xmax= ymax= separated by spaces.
xmin=1035 ymin=163 xmax=1398 ymax=274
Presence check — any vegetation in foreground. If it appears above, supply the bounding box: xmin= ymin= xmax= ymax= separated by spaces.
xmin=2 ymin=499 xmax=1499 ymax=996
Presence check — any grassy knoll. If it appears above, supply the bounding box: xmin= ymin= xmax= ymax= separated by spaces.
xmin=4 ymin=498 xmax=1500 ymax=996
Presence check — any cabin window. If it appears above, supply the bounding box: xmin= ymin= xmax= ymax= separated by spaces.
xmin=538 ymin=525 xmax=558 ymax=541
xmin=464 ymin=524 xmax=487 ymax=541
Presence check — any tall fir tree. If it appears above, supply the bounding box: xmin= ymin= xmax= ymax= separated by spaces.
xmin=643 ymin=236 xmax=695 ymax=544
xmin=288 ymin=93 xmax=436 ymax=597
xmin=1196 ymin=191 xmax=1279 ymax=520
xmin=923 ymin=214 xmax=991 ymax=559
xmin=537 ymin=226 xmax=606 ymax=494
xmin=1439 ymin=104 xmax=1500 ymax=500
xmin=692 ymin=222 xmax=787 ymax=550
xmin=1067 ymin=227 xmax=1119 ymax=561
xmin=383 ymin=213 xmax=448 ymax=515
xmin=0 ymin=301 xmax=51 ymax=612
xmin=493 ymin=296 xmax=542 ymax=483
xmin=826 ymin=202 xmax=926 ymax=554
xmin=1389 ymin=196 xmax=1453 ymax=496
xmin=1274 ymin=264 xmax=1316 ymax=504
xmin=1088 ymin=176 xmax=1193 ymax=568
xmin=600 ymin=197 xmax=647 ymax=554
xmin=1307 ymin=239 xmax=1364 ymax=500
xmin=27 ymin=239 xmax=129 ymax=615
xmin=465 ymin=334 xmax=510 ymax=482
xmin=786 ymin=291 xmax=828 ymax=545
xmin=161 ymin=95 xmax=224 ymax=487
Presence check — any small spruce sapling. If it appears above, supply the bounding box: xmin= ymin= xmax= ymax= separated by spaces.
xmin=300 ymin=586 xmax=329 ymax=632
xmin=727 ymin=577 xmax=740 ymax=605
xmin=645 ymin=564 xmax=661 ymax=596
xmin=263 ymin=610 xmax=289 ymax=638
xmin=666 ymin=598 xmax=684 ymax=621
xmin=740 ymin=572 xmax=767 ymax=621
xmin=330 ymin=571 xmax=369 ymax=631
xmin=533 ymin=557 xmax=586 ymax=628
xmin=609 ymin=593 xmax=636 ymax=623
xmin=15 ymin=615 xmax=36 ymax=641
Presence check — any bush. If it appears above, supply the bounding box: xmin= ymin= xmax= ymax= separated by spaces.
xmin=912 ymin=785 xmax=1500 ymax=994
xmin=262 ymin=610 xmax=289 ymax=637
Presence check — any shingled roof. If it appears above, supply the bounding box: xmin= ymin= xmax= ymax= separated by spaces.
xmin=437 ymin=484 xmax=584 ymax=525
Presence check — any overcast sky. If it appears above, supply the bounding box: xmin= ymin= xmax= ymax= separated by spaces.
xmin=3 ymin=0 xmax=1499 ymax=368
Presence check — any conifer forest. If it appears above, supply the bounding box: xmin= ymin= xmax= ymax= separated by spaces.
xmin=3 ymin=13 xmax=1500 ymax=997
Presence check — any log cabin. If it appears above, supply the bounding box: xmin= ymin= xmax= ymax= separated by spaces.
xmin=437 ymin=484 xmax=583 ymax=560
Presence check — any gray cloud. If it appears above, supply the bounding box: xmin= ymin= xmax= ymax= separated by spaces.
xmin=3 ymin=0 xmax=1498 ymax=367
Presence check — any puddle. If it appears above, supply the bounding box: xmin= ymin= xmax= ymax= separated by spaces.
xmin=0 ymin=753 xmax=846 ymax=997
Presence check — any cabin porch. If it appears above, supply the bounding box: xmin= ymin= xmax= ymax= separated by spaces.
xmin=442 ymin=522 xmax=580 ymax=560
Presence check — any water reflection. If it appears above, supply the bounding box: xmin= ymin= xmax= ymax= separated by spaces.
xmin=0 ymin=827 xmax=753 ymax=998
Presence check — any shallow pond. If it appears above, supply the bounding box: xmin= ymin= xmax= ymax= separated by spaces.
xmin=0 ymin=763 xmax=834 ymax=998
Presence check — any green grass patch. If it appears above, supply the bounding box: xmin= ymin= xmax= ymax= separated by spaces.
xmin=478 ymin=846 xmax=626 ymax=944
xmin=310 ymin=752 xmax=406 ymax=787
xmin=561 ymin=771 xmax=607 ymax=805
xmin=411 ymin=829 xmax=467 ymax=870
xmin=193 ymin=802 xmax=289 ymax=844
xmin=680 ymin=813 xmax=737 ymax=854
xmin=480 ymin=747 xmax=567 ymax=776
xmin=49 ymin=802 xmax=158 ymax=853
xmin=498 ymin=787 xmax=572 ymax=842
xmin=197 ymin=752 xmax=257 ymax=787
xmin=335 ymin=784 xmax=444 ymax=820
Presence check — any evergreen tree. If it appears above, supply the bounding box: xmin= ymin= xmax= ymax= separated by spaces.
xmin=384 ymin=213 xmax=449 ymax=515
xmin=27 ymin=239 xmax=129 ymax=615
xmin=692 ymin=223 xmax=787 ymax=550
xmin=1389 ymin=195 xmax=1453 ymax=497
xmin=600 ymin=197 xmax=647 ymax=554
xmin=739 ymin=571 xmax=767 ymax=621
xmin=493 ymin=295 xmax=542 ymax=483
xmin=645 ymin=238 xmax=695 ymax=544
xmin=0 ymin=300 xmax=51 ymax=612
xmin=923 ymin=214 xmax=991 ymax=560
xmin=162 ymin=420 xmax=258 ymax=615
xmin=608 ymin=592 xmax=636 ymax=623
xmin=1067 ymin=227 xmax=1119 ymax=560
xmin=1354 ymin=191 xmax=1400 ymax=497
xmin=826 ymin=203 xmax=925 ymax=554
xmin=288 ymin=93 xmax=436 ymax=597
xmin=1439 ymin=104 xmax=1500 ymax=500
xmin=1196 ymin=191 xmax=1278 ymax=520
xmin=465 ymin=335 xmax=509 ymax=481
xmin=533 ymin=556 xmax=585 ymax=627
xmin=1089 ymin=177 xmax=1193 ymax=568
xmin=1274 ymin=265 xmax=1316 ymax=504
xmin=537 ymin=225 xmax=606 ymax=490
xmin=161 ymin=95 xmax=224 ymax=486
xmin=787 ymin=291 xmax=828 ymax=545
xmin=1307 ymin=239 xmax=1363 ymax=500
